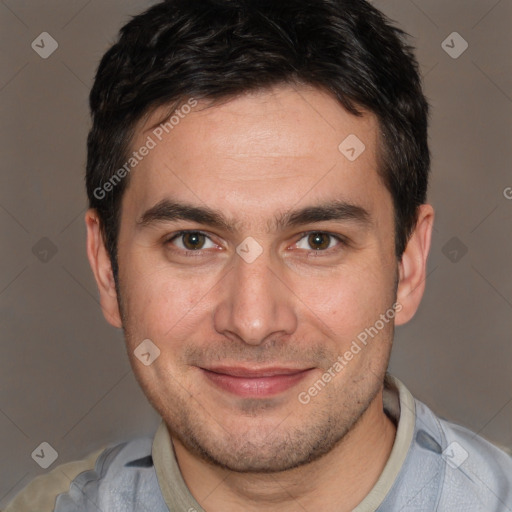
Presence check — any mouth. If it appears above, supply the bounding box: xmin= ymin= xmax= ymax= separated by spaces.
xmin=199 ymin=366 xmax=315 ymax=398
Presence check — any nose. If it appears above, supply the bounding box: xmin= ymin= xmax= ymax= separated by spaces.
xmin=212 ymin=250 xmax=298 ymax=346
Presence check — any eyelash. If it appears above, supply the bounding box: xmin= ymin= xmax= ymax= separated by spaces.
xmin=164 ymin=230 xmax=349 ymax=257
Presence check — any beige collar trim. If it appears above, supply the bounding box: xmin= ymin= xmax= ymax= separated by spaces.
xmin=353 ymin=374 xmax=416 ymax=511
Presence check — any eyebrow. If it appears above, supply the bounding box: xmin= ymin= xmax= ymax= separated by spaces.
xmin=136 ymin=198 xmax=371 ymax=233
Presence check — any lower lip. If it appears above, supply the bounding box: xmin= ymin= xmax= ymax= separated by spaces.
xmin=201 ymin=369 xmax=313 ymax=398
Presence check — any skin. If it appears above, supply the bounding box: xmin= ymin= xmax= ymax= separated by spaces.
xmin=86 ymin=84 xmax=434 ymax=511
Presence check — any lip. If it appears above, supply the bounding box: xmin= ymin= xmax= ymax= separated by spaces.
xmin=200 ymin=366 xmax=314 ymax=397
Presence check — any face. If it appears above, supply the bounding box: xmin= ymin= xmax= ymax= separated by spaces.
xmin=89 ymin=85 xmax=426 ymax=473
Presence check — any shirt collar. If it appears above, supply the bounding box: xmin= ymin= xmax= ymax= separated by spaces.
xmin=152 ymin=373 xmax=416 ymax=512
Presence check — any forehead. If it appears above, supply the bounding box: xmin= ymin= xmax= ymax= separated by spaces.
xmin=123 ymin=85 xmax=388 ymax=228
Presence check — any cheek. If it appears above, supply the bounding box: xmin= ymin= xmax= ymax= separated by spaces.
xmin=298 ymin=262 xmax=391 ymax=330
xmin=120 ymin=260 xmax=210 ymax=347
xmin=326 ymin=273 xmax=395 ymax=369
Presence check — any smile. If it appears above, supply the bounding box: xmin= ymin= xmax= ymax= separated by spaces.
xmin=200 ymin=366 xmax=314 ymax=397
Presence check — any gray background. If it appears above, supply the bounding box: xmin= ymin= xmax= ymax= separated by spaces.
xmin=0 ymin=0 xmax=511 ymax=506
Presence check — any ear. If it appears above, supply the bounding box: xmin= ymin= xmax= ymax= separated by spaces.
xmin=395 ymin=204 xmax=434 ymax=326
xmin=85 ymin=209 xmax=123 ymax=328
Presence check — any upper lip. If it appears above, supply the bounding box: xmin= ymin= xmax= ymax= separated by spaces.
xmin=201 ymin=366 xmax=312 ymax=378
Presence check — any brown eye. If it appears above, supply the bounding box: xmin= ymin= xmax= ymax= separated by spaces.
xmin=307 ymin=232 xmax=331 ymax=250
xmin=294 ymin=232 xmax=346 ymax=253
xmin=181 ymin=232 xmax=206 ymax=250
xmin=167 ymin=231 xmax=216 ymax=252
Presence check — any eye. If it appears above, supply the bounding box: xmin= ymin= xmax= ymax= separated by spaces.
xmin=294 ymin=232 xmax=345 ymax=252
xmin=166 ymin=231 xmax=217 ymax=251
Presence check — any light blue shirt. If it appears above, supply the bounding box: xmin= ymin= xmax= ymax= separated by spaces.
xmin=49 ymin=375 xmax=512 ymax=511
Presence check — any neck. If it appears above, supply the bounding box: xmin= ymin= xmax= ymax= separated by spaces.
xmin=172 ymin=389 xmax=396 ymax=512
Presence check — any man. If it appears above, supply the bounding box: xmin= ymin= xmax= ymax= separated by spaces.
xmin=5 ymin=0 xmax=512 ymax=510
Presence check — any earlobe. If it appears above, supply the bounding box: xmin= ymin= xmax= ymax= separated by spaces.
xmin=395 ymin=204 xmax=434 ymax=326
xmin=85 ymin=209 xmax=123 ymax=328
